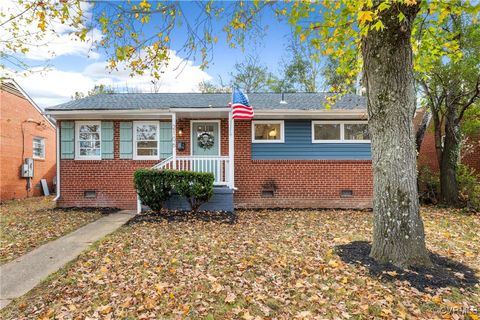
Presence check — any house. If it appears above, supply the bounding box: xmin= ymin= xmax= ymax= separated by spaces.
xmin=0 ymin=79 xmax=57 ymax=201
xmin=418 ymin=123 xmax=480 ymax=173
xmin=45 ymin=92 xmax=375 ymax=211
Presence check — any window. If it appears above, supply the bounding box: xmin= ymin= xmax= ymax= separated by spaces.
xmin=344 ymin=123 xmax=369 ymax=141
xmin=312 ymin=121 xmax=370 ymax=143
xmin=33 ymin=137 xmax=45 ymax=159
xmin=76 ymin=121 xmax=101 ymax=159
xmin=313 ymin=123 xmax=341 ymax=141
xmin=252 ymin=121 xmax=284 ymax=143
xmin=134 ymin=121 xmax=159 ymax=159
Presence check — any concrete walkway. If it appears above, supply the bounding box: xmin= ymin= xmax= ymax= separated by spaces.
xmin=0 ymin=211 xmax=135 ymax=309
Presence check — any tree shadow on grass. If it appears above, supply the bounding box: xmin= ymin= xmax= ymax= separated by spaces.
xmin=336 ymin=241 xmax=478 ymax=292
xmin=127 ymin=210 xmax=237 ymax=225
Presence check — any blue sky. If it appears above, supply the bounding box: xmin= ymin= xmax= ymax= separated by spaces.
xmin=3 ymin=1 xmax=298 ymax=107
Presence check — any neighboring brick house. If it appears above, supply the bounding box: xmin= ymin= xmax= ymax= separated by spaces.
xmin=0 ymin=79 xmax=56 ymax=201
xmin=45 ymin=93 xmax=377 ymax=211
xmin=417 ymin=119 xmax=480 ymax=174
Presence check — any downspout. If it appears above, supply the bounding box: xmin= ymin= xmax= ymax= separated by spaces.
xmin=53 ymin=125 xmax=60 ymax=201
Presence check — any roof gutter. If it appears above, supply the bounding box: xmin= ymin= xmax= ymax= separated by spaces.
xmin=45 ymin=108 xmax=366 ymax=117
xmin=45 ymin=107 xmax=233 ymax=120
xmin=253 ymin=109 xmax=367 ymax=115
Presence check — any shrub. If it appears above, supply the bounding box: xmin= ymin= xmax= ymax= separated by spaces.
xmin=174 ymin=171 xmax=214 ymax=212
xmin=133 ymin=169 xmax=174 ymax=212
xmin=133 ymin=169 xmax=214 ymax=213
xmin=457 ymin=164 xmax=480 ymax=211
xmin=417 ymin=164 xmax=480 ymax=211
xmin=418 ymin=165 xmax=440 ymax=205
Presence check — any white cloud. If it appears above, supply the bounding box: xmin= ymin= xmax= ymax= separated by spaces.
xmin=1 ymin=1 xmax=213 ymax=107
xmin=10 ymin=50 xmax=213 ymax=108
xmin=0 ymin=0 xmax=101 ymax=61
xmin=83 ymin=50 xmax=213 ymax=93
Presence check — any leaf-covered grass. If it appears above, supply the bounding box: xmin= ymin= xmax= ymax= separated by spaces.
xmin=0 ymin=196 xmax=105 ymax=264
xmin=1 ymin=207 xmax=479 ymax=319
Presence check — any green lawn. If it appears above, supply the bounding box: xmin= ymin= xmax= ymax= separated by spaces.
xmin=1 ymin=207 xmax=479 ymax=319
xmin=0 ymin=196 xmax=105 ymax=264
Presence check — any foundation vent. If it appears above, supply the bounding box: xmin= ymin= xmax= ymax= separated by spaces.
xmin=84 ymin=190 xmax=97 ymax=199
xmin=340 ymin=189 xmax=353 ymax=198
xmin=261 ymin=180 xmax=277 ymax=198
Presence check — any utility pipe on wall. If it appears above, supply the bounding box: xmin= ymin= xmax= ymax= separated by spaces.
xmin=53 ymin=125 xmax=60 ymax=201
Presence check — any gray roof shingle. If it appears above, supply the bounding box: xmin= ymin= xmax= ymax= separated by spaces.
xmin=46 ymin=92 xmax=366 ymax=111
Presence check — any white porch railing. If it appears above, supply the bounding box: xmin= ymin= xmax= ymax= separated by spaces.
xmin=153 ymin=156 xmax=230 ymax=186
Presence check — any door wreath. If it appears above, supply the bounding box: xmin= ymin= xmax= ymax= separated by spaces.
xmin=197 ymin=132 xmax=215 ymax=150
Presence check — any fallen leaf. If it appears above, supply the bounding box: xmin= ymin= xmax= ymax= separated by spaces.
xmin=225 ymin=292 xmax=236 ymax=304
xmin=431 ymin=296 xmax=442 ymax=304
xmin=98 ymin=305 xmax=113 ymax=315
xmin=328 ymin=259 xmax=339 ymax=268
xmin=295 ymin=310 xmax=312 ymax=318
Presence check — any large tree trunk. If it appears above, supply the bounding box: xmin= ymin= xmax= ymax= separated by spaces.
xmin=362 ymin=2 xmax=431 ymax=267
xmin=439 ymin=107 xmax=461 ymax=205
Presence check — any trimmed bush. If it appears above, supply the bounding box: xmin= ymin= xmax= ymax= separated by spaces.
xmin=133 ymin=169 xmax=174 ymax=212
xmin=134 ymin=169 xmax=214 ymax=213
xmin=173 ymin=171 xmax=214 ymax=212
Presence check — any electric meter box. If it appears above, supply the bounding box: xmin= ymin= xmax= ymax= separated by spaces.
xmin=21 ymin=158 xmax=34 ymax=178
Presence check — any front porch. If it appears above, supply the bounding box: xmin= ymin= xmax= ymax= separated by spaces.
xmin=139 ymin=108 xmax=236 ymax=212
xmin=154 ymin=156 xmax=231 ymax=186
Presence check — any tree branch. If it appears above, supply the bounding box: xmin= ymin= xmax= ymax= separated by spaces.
xmin=456 ymin=76 xmax=480 ymax=124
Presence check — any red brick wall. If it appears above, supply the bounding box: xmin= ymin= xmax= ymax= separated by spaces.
xmin=58 ymin=118 xmax=374 ymax=210
xmin=418 ymin=126 xmax=480 ymax=174
xmin=58 ymin=119 xmax=229 ymax=209
xmin=58 ymin=121 xmax=156 ymax=209
xmin=461 ymin=134 xmax=480 ymax=173
xmin=233 ymin=121 xmax=373 ymax=209
xmin=0 ymin=89 xmax=56 ymax=201
xmin=417 ymin=126 xmax=439 ymax=172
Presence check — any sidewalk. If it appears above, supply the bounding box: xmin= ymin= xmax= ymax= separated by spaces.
xmin=0 ymin=211 xmax=135 ymax=309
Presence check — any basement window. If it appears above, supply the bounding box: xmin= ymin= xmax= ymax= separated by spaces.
xmin=84 ymin=190 xmax=97 ymax=199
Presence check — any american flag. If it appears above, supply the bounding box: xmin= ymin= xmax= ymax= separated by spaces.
xmin=231 ymin=88 xmax=254 ymax=120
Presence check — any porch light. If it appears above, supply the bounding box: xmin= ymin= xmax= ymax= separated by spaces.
xmin=178 ymin=128 xmax=183 ymax=136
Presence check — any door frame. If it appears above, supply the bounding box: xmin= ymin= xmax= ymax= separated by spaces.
xmin=190 ymin=120 xmax=221 ymax=156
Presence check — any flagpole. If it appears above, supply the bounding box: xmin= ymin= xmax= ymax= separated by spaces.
xmin=229 ymin=86 xmax=235 ymax=190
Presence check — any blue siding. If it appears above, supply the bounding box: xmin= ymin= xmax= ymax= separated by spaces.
xmin=251 ymin=120 xmax=371 ymax=160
